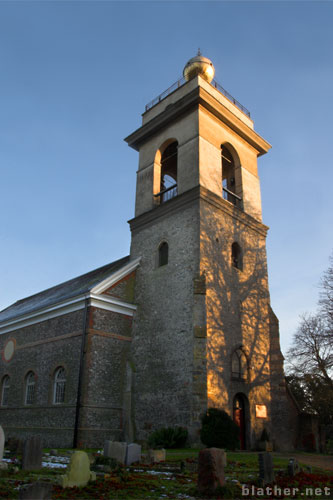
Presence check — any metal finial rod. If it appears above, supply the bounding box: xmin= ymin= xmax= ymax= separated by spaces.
xmin=197 ymin=48 xmax=201 ymax=56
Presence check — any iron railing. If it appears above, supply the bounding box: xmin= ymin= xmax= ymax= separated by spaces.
xmin=154 ymin=184 xmax=178 ymax=204
xmin=145 ymin=76 xmax=250 ymax=118
xmin=145 ymin=78 xmax=186 ymax=112
xmin=211 ymin=80 xmax=250 ymax=118
xmin=223 ymin=187 xmax=243 ymax=209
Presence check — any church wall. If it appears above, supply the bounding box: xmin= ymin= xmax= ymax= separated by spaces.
xmin=199 ymin=194 xmax=273 ymax=449
xmin=0 ymin=310 xmax=84 ymax=447
xmin=129 ymin=200 xmax=200 ymax=442
xmin=269 ymin=307 xmax=299 ymax=450
xmin=103 ymin=272 xmax=136 ymax=302
xmin=77 ymin=307 xmax=133 ymax=447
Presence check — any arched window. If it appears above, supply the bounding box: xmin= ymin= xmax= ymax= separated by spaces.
xmin=1 ymin=375 xmax=10 ymax=406
xmin=160 ymin=141 xmax=178 ymax=203
xmin=25 ymin=371 xmax=36 ymax=405
xmin=158 ymin=241 xmax=169 ymax=267
xmin=53 ymin=367 xmax=66 ymax=404
xmin=221 ymin=145 xmax=241 ymax=208
xmin=231 ymin=242 xmax=243 ymax=271
xmin=231 ymin=349 xmax=248 ymax=380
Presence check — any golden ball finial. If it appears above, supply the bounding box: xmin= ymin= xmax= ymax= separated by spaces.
xmin=183 ymin=49 xmax=215 ymax=83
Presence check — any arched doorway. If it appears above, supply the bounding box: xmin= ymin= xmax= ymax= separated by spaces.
xmin=233 ymin=393 xmax=248 ymax=450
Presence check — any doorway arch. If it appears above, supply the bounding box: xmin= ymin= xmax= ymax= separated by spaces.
xmin=233 ymin=393 xmax=249 ymax=450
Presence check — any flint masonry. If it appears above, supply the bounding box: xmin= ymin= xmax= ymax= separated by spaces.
xmin=0 ymin=54 xmax=299 ymax=450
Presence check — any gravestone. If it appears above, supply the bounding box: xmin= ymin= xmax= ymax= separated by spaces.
xmin=287 ymin=458 xmax=299 ymax=476
xmin=22 ymin=436 xmax=43 ymax=470
xmin=0 ymin=425 xmax=4 ymax=461
xmin=258 ymin=452 xmax=274 ymax=484
xmin=8 ymin=437 xmax=23 ymax=454
xmin=126 ymin=443 xmax=141 ymax=465
xmin=148 ymin=448 xmax=166 ymax=463
xmin=19 ymin=482 xmax=53 ymax=500
xmin=103 ymin=441 xmax=127 ymax=464
xmin=221 ymin=449 xmax=227 ymax=467
xmin=60 ymin=451 xmax=96 ymax=488
xmin=197 ymin=448 xmax=225 ymax=495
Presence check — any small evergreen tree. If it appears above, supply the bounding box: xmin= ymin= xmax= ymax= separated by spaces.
xmin=147 ymin=426 xmax=188 ymax=449
xmin=200 ymin=408 xmax=240 ymax=450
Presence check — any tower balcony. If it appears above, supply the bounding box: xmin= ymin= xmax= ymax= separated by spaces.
xmin=223 ymin=187 xmax=243 ymax=210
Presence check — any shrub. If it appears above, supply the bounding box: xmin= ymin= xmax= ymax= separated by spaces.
xmin=148 ymin=426 xmax=188 ymax=449
xmin=260 ymin=428 xmax=270 ymax=442
xmin=200 ymin=408 xmax=240 ymax=450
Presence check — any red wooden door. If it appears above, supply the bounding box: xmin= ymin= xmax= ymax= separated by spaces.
xmin=233 ymin=404 xmax=245 ymax=449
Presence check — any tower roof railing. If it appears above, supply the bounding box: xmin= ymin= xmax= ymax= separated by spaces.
xmin=145 ymin=76 xmax=251 ymax=118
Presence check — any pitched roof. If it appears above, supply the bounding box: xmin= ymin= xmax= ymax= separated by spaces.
xmin=0 ymin=256 xmax=130 ymax=324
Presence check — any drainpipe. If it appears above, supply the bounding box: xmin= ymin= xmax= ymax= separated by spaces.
xmin=73 ymin=297 xmax=89 ymax=448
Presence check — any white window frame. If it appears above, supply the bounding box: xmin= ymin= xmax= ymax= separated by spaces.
xmin=1 ymin=375 xmax=10 ymax=406
xmin=53 ymin=367 xmax=66 ymax=404
xmin=25 ymin=371 xmax=35 ymax=405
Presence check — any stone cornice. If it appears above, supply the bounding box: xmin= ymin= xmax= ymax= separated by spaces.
xmin=128 ymin=186 xmax=269 ymax=238
xmin=199 ymin=186 xmax=269 ymax=238
xmin=125 ymin=85 xmax=271 ymax=156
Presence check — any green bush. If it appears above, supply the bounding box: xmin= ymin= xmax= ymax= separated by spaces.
xmin=260 ymin=428 xmax=270 ymax=442
xmin=148 ymin=426 xmax=188 ymax=449
xmin=200 ymin=408 xmax=240 ymax=450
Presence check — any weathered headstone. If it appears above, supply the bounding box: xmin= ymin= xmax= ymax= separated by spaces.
xmin=7 ymin=437 xmax=23 ymax=454
xmin=126 ymin=443 xmax=141 ymax=465
xmin=258 ymin=452 xmax=274 ymax=484
xmin=60 ymin=451 xmax=96 ymax=488
xmin=287 ymin=458 xmax=299 ymax=476
xmin=22 ymin=436 xmax=43 ymax=470
xmin=148 ymin=448 xmax=166 ymax=463
xmin=0 ymin=425 xmax=4 ymax=461
xmin=103 ymin=441 xmax=127 ymax=464
xmin=197 ymin=448 xmax=225 ymax=495
xmin=19 ymin=482 xmax=53 ymax=500
xmin=220 ymin=449 xmax=227 ymax=467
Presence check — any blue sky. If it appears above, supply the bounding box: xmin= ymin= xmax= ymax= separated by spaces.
xmin=1 ymin=1 xmax=332 ymax=355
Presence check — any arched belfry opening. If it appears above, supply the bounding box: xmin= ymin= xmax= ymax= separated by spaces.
xmin=158 ymin=141 xmax=178 ymax=203
xmin=221 ymin=144 xmax=242 ymax=208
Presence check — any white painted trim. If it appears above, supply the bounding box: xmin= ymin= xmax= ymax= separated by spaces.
xmin=0 ymin=295 xmax=88 ymax=335
xmin=91 ymin=257 xmax=141 ymax=294
xmin=90 ymin=293 xmax=136 ymax=312
xmin=90 ymin=296 xmax=136 ymax=317
xmin=0 ymin=260 xmax=140 ymax=335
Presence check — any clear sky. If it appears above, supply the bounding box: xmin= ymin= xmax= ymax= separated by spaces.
xmin=1 ymin=1 xmax=332 ymax=355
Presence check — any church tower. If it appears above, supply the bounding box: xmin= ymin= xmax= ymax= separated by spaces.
xmin=125 ymin=54 xmax=294 ymax=450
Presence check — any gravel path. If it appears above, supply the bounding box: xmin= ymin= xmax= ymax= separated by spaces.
xmin=277 ymin=453 xmax=333 ymax=472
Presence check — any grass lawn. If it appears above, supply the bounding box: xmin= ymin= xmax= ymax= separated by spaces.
xmin=1 ymin=448 xmax=331 ymax=499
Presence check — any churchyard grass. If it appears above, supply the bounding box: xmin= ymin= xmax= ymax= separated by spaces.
xmin=0 ymin=449 xmax=331 ymax=499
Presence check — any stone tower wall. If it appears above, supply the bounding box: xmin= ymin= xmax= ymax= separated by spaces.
xmin=130 ymin=198 xmax=201 ymax=441
xmin=199 ymin=191 xmax=273 ymax=448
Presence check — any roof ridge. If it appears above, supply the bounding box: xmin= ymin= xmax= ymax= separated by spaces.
xmin=0 ymin=255 xmax=130 ymax=313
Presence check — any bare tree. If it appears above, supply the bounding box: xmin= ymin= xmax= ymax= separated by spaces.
xmin=287 ymin=314 xmax=333 ymax=389
xmin=319 ymin=253 xmax=333 ymax=330
xmin=286 ymin=254 xmax=333 ymax=423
